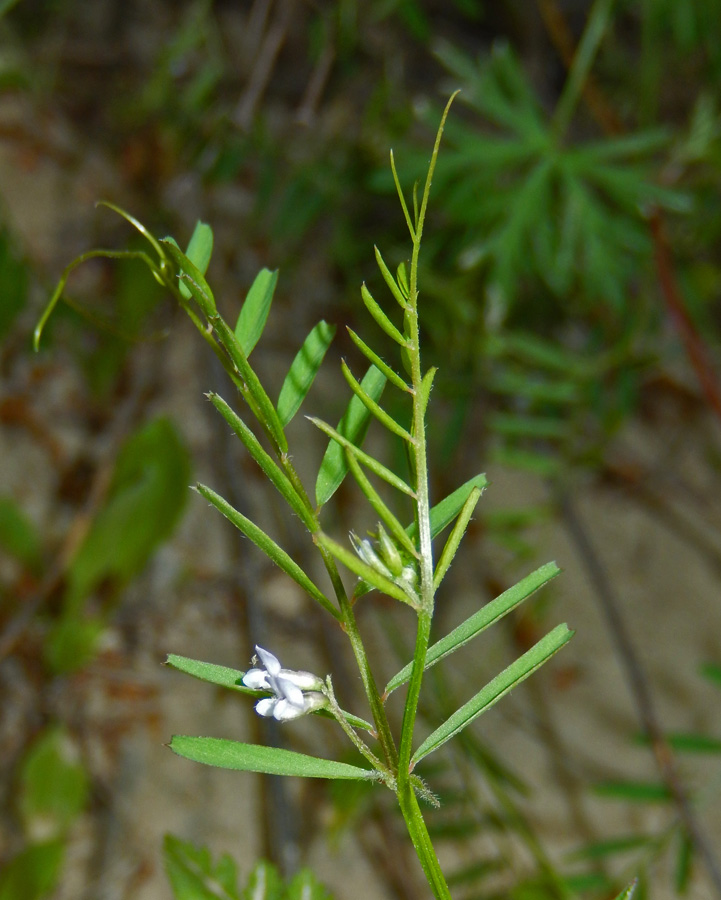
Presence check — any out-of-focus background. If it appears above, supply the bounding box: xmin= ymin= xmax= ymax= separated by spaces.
xmin=1 ymin=1 xmax=721 ymax=898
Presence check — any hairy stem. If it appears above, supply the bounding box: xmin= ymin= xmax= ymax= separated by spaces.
xmin=394 ymin=93 xmax=458 ymax=900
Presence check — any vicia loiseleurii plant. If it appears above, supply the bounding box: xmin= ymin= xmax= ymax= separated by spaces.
xmin=35 ymin=94 xmax=624 ymax=899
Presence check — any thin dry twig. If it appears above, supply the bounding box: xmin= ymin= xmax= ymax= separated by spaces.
xmin=649 ymin=211 xmax=721 ymax=421
xmin=233 ymin=0 xmax=295 ymax=130
xmin=559 ymin=492 xmax=721 ymax=898
xmin=296 ymin=40 xmax=335 ymax=126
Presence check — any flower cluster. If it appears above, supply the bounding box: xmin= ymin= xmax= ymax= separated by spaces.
xmin=350 ymin=524 xmax=418 ymax=603
xmin=242 ymin=646 xmax=327 ymax=722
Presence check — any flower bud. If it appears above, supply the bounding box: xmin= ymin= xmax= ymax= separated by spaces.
xmin=376 ymin=523 xmax=404 ymax=576
xmin=350 ymin=532 xmax=393 ymax=579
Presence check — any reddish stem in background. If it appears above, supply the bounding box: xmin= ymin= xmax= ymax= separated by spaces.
xmin=649 ymin=210 xmax=721 ymax=422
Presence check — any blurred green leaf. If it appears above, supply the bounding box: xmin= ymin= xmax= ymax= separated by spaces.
xmin=636 ymin=732 xmax=721 ymax=754
xmin=593 ymin=781 xmax=672 ymax=803
xmin=700 ymin=662 xmax=721 ymax=688
xmin=675 ymin=829 xmax=693 ymax=894
xmin=488 ymin=412 xmax=568 ymax=440
xmin=234 ymin=268 xmax=278 ymax=357
xmin=170 ymin=736 xmax=377 ymax=780
xmin=0 ymin=227 xmax=28 ymax=340
xmin=65 ymin=417 xmax=191 ymax=609
xmin=44 ymin=616 xmax=105 ymax=675
xmin=18 ymin=726 xmax=89 ymax=842
xmin=0 ymin=496 xmax=43 ymax=573
xmin=0 ymin=841 xmax=64 ymax=900
xmin=277 ymin=320 xmax=335 ymax=425
xmin=243 ymin=861 xmax=283 ymax=900
xmin=286 ymin=869 xmax=334 ymax=900
xmin=568 ymin=835 xmax=650 ymax=861
xmin=489 ymin=447 xmax=562 ymax=478
xmin=446 ymin=858 xmax=503 ymax=888
xmin=164 ymin=834 xmax=240 ymax=900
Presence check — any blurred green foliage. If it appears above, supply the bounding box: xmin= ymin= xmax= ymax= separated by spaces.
xmin=47 ymin=417 xmax=191 ymax=673
xmin=164 ymin=835 xmax=335 ymax=900
xmin=0 ymin=727 xmax=89 ymax=900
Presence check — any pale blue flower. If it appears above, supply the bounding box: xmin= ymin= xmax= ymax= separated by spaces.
xmin=242 ymin=646 xmax=326 ymax=722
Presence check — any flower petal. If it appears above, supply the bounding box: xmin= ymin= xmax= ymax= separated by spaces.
xmin=273 ymin=699 xmax=308 ymax=721
xmin=255 ymin=698 xmax=276 ymax=717
xmin=242 ymin=668 xmax=270 ymax=690
xmin=255 ymin=645 xmax=281 ymax=676
xmin=303 ymin=692 xmax=329 ymax=713
xmin=275 ymin=676 xmax=306 ymax=709
xmin=280 ymin=668 xmax=324 ymax=691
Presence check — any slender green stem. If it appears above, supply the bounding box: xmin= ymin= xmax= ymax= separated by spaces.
xmin=397 ymin=783 xmax=453 ymax=900
xmin=325 ymin=678 xmax=396 ymax=786
xmin=318 ymin=540 xmax=399 ymax=770
xmin=398 ymin=94 xmax=458 ymax=778
xmin=394 ymin=94 xmax=458 ymax=900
